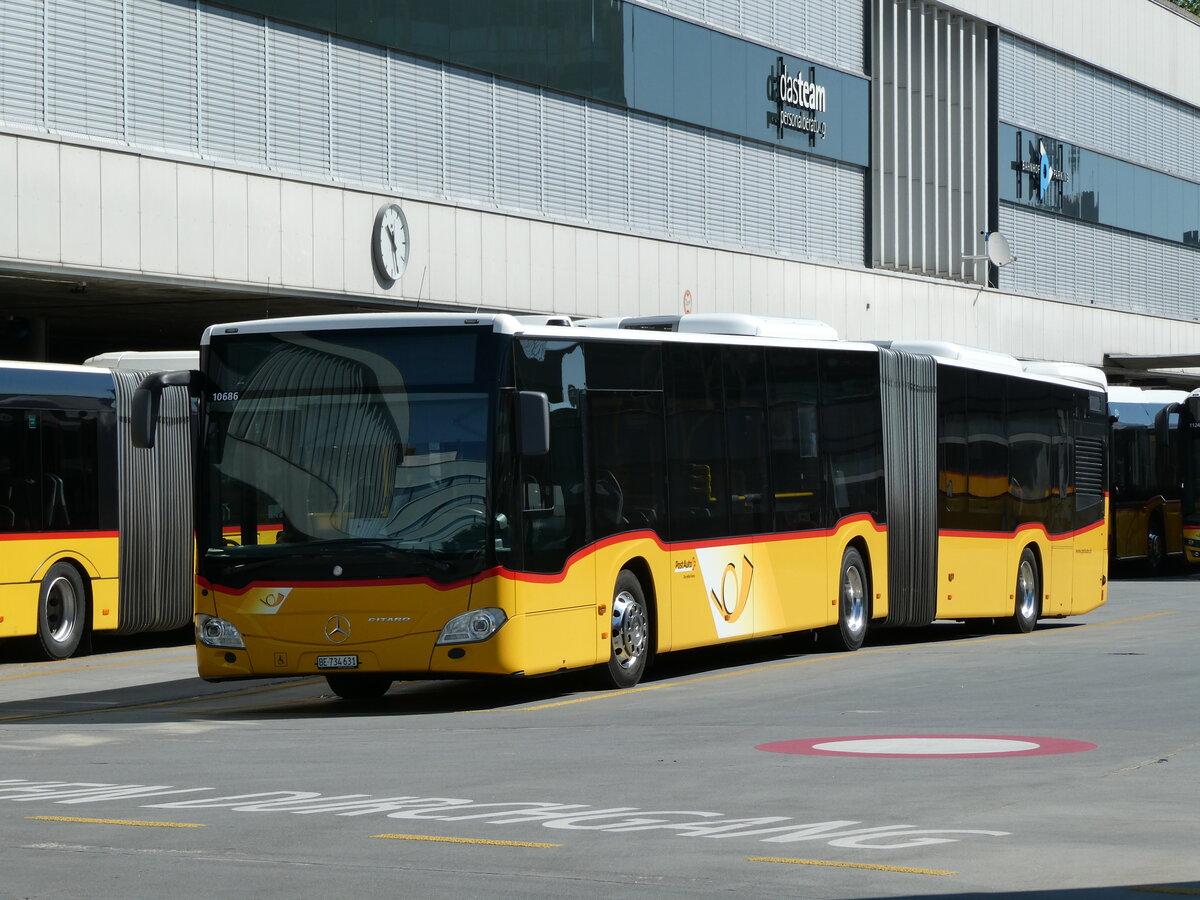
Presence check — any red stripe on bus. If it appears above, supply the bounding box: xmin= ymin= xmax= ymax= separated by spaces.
xmin=0 ymin=530 xmax=120 ymax=541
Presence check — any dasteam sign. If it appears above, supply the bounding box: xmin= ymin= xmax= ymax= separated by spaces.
xmin=768 ymin=56 xmax=829 ymax=142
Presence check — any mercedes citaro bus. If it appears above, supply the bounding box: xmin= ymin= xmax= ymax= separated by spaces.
xmin=133 ymin=313 xmax=1109 ymax=698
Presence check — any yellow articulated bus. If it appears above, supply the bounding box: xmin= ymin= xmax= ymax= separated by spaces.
xmin=133 ymin=313 xmax=1109 ymax=699
xmin=0 ymin=358 xmax=193 ymax=660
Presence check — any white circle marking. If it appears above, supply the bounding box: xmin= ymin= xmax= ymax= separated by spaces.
xmin=811 ymin=738 xmax=1041 ymax=755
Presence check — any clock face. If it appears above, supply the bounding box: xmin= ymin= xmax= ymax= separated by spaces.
xmin=372 ymin=203 xmax=409 ymax=282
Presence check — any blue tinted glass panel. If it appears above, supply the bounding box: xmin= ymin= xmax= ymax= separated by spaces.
xmin=629 ymin=6 xmax=674 ymax=119
xmin=1001 ymin=121 xmax=1200 ymax=249
xmin=708 ymin=32 xmax=746 ymax=136
xmin=673 ymin=19 xmax=710 ymax=126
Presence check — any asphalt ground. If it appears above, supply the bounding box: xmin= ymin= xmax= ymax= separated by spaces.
xmin=1 ymin=567 xmax=1198 ymax=899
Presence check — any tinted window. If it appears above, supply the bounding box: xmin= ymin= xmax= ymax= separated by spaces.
xmin=665 ymin=343 xmax=728 ymax=539
xmin=967 ymin=371 xmax=1008 ymax=533
xmin=588 ymin=392 xmax=666 ymax=538
xmin=937 ymin=367 xmax=969 ymax=531
xmin=768 ymin=348 xmax=823 ymax=531
xmin=819 ymin=350 xmax=883 ymax=522
xmin=724 ymin=347 xmax=768 ymax=535
xmin=515 ymin=339 xmax=587 ymax=572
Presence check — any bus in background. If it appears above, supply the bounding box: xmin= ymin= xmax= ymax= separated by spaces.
xmin=1107 ymin=386 xmax=1188 ymax=574
xmin=132 ymin=313 xmax=1109 ymax=699
xmin=1181 ymin=388 xmax=1200 ymax=566
xmin=0 ymin=355 xmax=194 ymax=660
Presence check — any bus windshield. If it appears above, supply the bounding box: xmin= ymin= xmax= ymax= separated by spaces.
xmin=200 ymin=327 xmax=499 ymax=579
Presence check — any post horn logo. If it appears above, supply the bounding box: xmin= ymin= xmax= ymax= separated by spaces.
xmin=711 ymin=556 xmax=754 ymax=623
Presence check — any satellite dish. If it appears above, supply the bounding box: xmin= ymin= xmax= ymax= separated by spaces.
xmin=985 ymin=231 xmax=1016 ymax=267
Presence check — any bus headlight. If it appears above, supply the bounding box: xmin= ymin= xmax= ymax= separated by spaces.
xmin=195 ymin=614 xmax=245 ymax=649
xmin=436 ymin=608 xmax=507 ymax=645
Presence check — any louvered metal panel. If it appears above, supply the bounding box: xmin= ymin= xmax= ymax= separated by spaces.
xmin=704 ymin=135 xmax=741 ymax=247
xmin=390 ymin=54 xmax=444 ymax=197
xmin=127 ymin=0 xmax=198 ymax=154
xmin=199 ymin=4 xmax=266 ymax=166
xmin=878 ymin=348 xmax=938 ymax=627
xmin=47 ymin=0 xmax=124 ymax=141
xmin=666 ymin=124 xmax=705 ymax=241
xmin=543 ymin=94 xmax=587 ymax=221
xmin=113 ymin=372 xmax=194 ymax=634
xmin=444 ymin=68 xmax=494 ymax=205
xmin=628 ymin=113 xmax=669 ymax=236
xmin=495 ymin=83 xmax=543 ymax=215
xmin=330 ymin=37 xmax=387 ymax=189
xmin=0 ymin=0 xmax=43 ymax=127
xmin=740 ymin=145 xmax=774 ymax=253
xmin=268 ymin=22 xmax=329 ymax=176
xmin=585 ymin=103 xmax=630 ymax=228
xmin=873 ymin=0 xmax=988 ymax=283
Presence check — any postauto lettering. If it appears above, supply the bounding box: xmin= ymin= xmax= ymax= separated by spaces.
xmin=0 ymin=780 xmax=1008 ymax=850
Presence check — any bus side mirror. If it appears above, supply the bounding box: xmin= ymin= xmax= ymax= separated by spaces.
xmin=517 ymin=391 xmax=550 ymax=457
xmin=1188 ymin=396 xmax=1200 ymax=422
xmin=132 ymin=369 xmax=195 ymax=449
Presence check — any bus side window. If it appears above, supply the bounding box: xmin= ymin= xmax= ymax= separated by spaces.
xmin=768 ymin=348 xmax=822 ymax=531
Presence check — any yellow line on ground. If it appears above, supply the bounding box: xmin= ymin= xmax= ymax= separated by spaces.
xmin=0 ymin=655 xmax=193 ymax=681
xmin=491 ymin=611 xmax=1177 ymax=712
xmin=747 ymin=856 xmax=956 ymax=876
xmin=373 ymin=833 xmax=560 ymax=848
xmin=0 ymin=678 xmax=324 ymax=723
xmin=28 ymin=815 xmax=205 ymax=829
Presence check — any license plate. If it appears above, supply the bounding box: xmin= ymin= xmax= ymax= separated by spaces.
xmin=316 ymin=655 xmax=359 ymax=670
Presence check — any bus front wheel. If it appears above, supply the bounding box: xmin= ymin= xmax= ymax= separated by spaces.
xmin=1006 ymin=548 xmax=1041 ymax=634
xmin=602 ymin=570 xmax=651 ymax=689
xmin=36 ymin=562 xmax=87 ymax=660
xmin=325 ymin=674 xmax=393 ymax=700
xmin=820 ymin=547 xmax=869 ymax=652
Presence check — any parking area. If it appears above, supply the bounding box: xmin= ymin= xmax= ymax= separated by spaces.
xmin=2 ymin=573 xmax=1199 ymax=899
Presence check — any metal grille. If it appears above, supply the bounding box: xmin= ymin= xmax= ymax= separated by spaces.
xmin=872 ymin=0 xmax=990 ymax=283
xmin=1074 ymin=436 xmax=1105 ymax=499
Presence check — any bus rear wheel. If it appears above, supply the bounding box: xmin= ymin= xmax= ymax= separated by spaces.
xmin=601 ymin=569 xmax=651 ymax=689
xmin=1145 ymin=519 xmax=1165 ymax=576
xmin=37 ymin=562 xmax=87 ymax=660
xmin=1006 ymin=548 xmax=1041 ymax=634
xmin=820 ymin=547 xmax=869 ymax=652
xmin=325 ymin=674 xmax=393 ymax=700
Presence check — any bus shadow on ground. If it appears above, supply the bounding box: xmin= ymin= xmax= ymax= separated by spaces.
xmin=0 ymin=621 xmax=1080 ymax=724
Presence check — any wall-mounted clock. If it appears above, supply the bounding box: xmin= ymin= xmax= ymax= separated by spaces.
xmin=372 ymin=202 xmax=409 ymax=282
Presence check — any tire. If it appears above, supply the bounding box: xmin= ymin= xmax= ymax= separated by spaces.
xmin=601 ymin=569 xmax=651 ymax=689
xmin=1145 ymin=520 xmax=1165 ymax=577
xmin=325 ymin=674 xmax=393 ymax=700
xmin=820 ymin=547 xmax=869 ymax=652
xmin=1006 ymin=547 xmax=1041 ymax=634
xmin=36 ymin=562 xmax=88 ymax=660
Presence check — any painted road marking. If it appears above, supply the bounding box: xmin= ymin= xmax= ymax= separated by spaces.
xmin=757 ymin=735 xmax=1098 ymax=758
xmin=373 ymin=833 xmax=560 ymax=848
xmin=28 ymin=816 xmax=205 ymax=829
xmin=748 ymin=856 xmax=956 ymax=876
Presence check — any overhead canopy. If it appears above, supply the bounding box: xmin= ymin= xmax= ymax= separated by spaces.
xmin=1103 ymin=353 xmax=1200 ymax=390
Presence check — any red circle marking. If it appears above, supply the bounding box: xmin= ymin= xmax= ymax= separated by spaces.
xmin=756 ymin=735 xmax=1098 ymax=759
